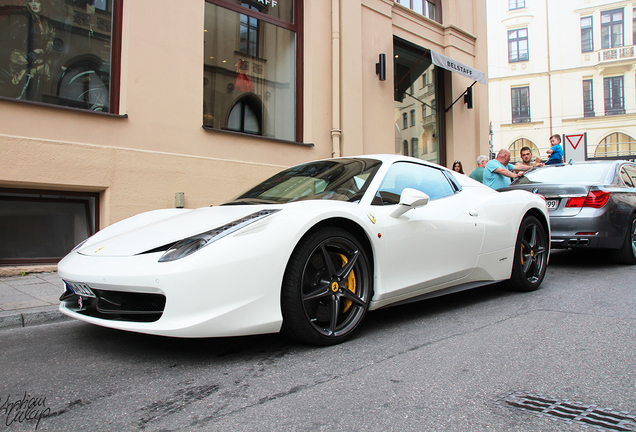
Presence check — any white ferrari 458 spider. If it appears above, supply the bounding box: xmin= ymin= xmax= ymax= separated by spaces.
xmin=58 ymin=154 xmax=550 ymax=345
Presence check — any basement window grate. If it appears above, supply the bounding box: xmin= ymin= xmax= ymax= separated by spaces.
xmin=495 ymin=390 xmax=636 ymax=431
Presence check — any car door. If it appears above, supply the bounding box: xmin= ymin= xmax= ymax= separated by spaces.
xmin=615 ymin=164 xmax=636 ymax=225
xmin=372 ymin=162 xmax=485 ymax=301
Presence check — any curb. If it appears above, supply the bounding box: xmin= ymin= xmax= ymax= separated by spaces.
xmin=0 ymin=305 xmax=72 ymax=331
xmin=0 ymin=265 xmax=58 ymax=277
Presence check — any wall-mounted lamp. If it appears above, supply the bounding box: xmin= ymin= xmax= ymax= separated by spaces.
xmin=464 ymin=86 xmax=473 ymax=109
xmin=445 ymin=82 xmax=477 ymax=112
xmin=376 ymin=53 xmax=386 ymax=81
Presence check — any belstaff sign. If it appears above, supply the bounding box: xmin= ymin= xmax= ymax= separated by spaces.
xmin=430 ymin=50 xmax=487 ymax=85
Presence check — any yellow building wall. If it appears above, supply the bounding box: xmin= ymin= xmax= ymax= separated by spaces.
xmin=0 ymin=0 xmax=488 ymax=234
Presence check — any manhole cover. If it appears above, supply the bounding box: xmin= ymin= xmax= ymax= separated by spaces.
xmin=495 ymin=390 xmax=636 ymax=431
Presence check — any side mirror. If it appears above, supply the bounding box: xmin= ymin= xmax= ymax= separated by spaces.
xmin=390 ymin=188 xmax=430 ymax=218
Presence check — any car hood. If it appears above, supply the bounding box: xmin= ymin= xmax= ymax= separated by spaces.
xmin=77 ymin=205 xmax=283 ymax=257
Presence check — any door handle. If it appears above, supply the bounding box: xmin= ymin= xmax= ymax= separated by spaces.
xmin=469 ymin=209 xmax=479 ymax=217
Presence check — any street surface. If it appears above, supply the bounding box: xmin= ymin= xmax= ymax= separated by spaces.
xmin=1 ymin=249 xmax=635 ymax=431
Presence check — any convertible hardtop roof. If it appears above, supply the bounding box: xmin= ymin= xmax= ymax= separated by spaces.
xmin=331 ymin=154 xmax=452 ymax=171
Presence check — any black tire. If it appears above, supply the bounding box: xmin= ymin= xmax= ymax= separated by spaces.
xmin=614 ymin=214 xmax=636 ymax=265
xmin=281 ymin=227 xmax=372 ymax=346
xmin=506 ymin=216 xmax=548 ymax=292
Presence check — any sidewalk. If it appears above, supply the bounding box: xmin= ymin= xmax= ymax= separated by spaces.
xmin=0 ymin=268 xmax=71 ymax=331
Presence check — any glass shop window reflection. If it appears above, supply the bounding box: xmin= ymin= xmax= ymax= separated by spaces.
xmin=0 ymin=0 xmax=113 ymax=112
xmin=203 ymin=2 xmax=296 ymax=141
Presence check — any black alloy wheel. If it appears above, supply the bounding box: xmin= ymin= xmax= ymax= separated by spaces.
xmin=614 ymin=214 xmax=636 ymax=265
xmin=507 ymin=216 xmax=548 ymax=292
xmin=281 ymin=227 xmax=372 ymax=346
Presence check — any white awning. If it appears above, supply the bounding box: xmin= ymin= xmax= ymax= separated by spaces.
xmin=430 ymin=51 xmax=486 ymax=85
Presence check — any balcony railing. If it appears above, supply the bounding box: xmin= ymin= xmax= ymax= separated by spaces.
xmin=422 ymin=114 xmax=436 ymax=126
xmin=598 ymin=45 xmax=635 ymax=63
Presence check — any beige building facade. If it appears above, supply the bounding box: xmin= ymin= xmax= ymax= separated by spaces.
xmin=488 ymin=0 xmax=636 ymax=163
xmin=0 ymin=0 xmax=488 ymax=265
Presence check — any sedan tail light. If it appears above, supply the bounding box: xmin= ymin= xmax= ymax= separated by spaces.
xmin=565 ymin=190 xmax=610 ymax=208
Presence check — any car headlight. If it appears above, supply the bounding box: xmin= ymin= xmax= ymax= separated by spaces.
xmin=158 ymin=209 xmax=280 ymax=262
xmin=71 ymin=238 xmax=90 ymax=253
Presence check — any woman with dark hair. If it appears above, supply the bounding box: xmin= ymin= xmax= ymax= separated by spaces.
xmin=452 ymin=160 xmax=464 ymax=174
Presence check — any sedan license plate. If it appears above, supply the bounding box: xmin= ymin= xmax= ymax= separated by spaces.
xmin=546 ymin=199 xmax=559 ymax=209
xmin=67 ymin=282 xmax=96 ymax=298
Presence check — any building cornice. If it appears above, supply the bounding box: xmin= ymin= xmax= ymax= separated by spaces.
xmin=487 ymin=58 xmax=636 ymax=83
xmin=500 ymin=121 xmax=544 ymax=129
xmin=562 ymin=112 xmax=636 ymax=125
xmin=391 ymin=6 xmax=479 ymax=60
xmin=575 ymin=1 xmax=634 ymax=16
xmin=502 ymin=14 xmax=534 ymax=29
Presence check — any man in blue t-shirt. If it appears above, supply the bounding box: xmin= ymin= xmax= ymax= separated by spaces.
xmin=545 ymin=134 xmax=563 ymax=165
xmin=483 ymin=149 xmax=520 ymax=189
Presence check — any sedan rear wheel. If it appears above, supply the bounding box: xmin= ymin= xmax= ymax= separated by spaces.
xmin=281 ymin=227 xmax=372 ymax=346
xmin=507 ymin=216 xmax=548 ymax=292
xmin=614 ymin=214 xmax=636 ymax=265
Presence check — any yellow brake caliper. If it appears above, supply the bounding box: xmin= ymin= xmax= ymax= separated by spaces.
xmin=338 ymin=254 xmax=356 ymax=313
xmin=521 ymin=244 xmax=534 ymax=266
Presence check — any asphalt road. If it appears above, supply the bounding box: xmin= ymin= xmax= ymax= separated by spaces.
xmin=1 ymin=249 xmax=635 ymax=432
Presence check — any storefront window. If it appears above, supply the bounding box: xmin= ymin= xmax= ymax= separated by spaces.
xmin=0 ymin=189 xmax=98 ymax=264
xmin=0 ymin=0 xmax=116 ymax=112
xmin=203 ymin=0 xmax=297 ymax=141
xmin=394 ymin=39 xmax=440 ymax=164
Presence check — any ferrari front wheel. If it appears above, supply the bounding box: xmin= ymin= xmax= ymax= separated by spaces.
xmin=507 ymin=216 xmax=548 ymax=292
xmin=281 ymin=227 xmax=372 ymax=346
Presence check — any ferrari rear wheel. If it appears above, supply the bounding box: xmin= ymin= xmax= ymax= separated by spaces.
xmin=281 ymin=227 xmax=372 ymax=346
xmin=507 ymin=216 xmax=548 ymax=292
xmin=614 ymin=214 xmax=636 ymax=265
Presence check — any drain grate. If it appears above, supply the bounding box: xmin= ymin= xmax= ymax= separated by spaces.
xmin=495 ymin=390 xmax=636 ymax=431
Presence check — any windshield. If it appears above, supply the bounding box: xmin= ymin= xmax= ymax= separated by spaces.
xmin=223 ymin=158 xmax=382 ymax=205
xmin=514 ymin=164 xmax=612 ymax=185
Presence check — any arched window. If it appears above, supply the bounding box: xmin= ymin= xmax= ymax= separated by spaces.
xmin=595 ymin=132 xmax=636 ymax=158
xmin=227 ymin=97 xmax=262 ymax=135
xmin=508 ymin=138 xmax=540 ymax=163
